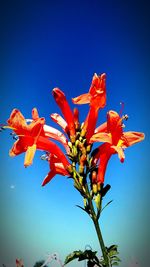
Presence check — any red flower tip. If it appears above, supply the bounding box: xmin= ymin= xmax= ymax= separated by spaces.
xmin=52 ymin=88 xmax=75 ymax=140
xmin=52 ymin=87 xmax=66 ymax=103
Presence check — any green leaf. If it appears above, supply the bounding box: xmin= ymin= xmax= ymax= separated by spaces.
xmin=64 ymin=250 xmax=83 ymax=265
xmin=112 ymin=262 xmax=119 ymax=266
xmin=64 ymin=249 xmax=99 ymax=265
xmin=106 ymin=245 xmax=118 ymax=253
xmin=101 ymin=200 xmax=113 ymax=213
xmin=111 ymin=256 xmax=121 ymax=262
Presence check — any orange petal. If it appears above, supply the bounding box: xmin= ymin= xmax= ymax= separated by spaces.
xmin=7 ymin=109 xmax=27 ymax=130
xmin=9 ymin=139 xmax=27 ymax=156
xmin=107 ymin=110 xmax=123 ymax=145
xmin=42 ymin=170 xmax=56 ymax=186
xmin=72 ymin=93 xmax=91 ymax=104
xmin=24 ymin=144 xmax=36 ymax=167
xmin=111 ymin=145 xmax=125 ymax=162
xmin=122 ymin=131 xmax=145 ymax=147
xmin=94 ymin=122 xmax=107 ymax=133
xmin=90 ymin=132 xmax=111 ymax=144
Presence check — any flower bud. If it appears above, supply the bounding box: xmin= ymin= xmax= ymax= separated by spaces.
xmin=79 ymin=176 xmax=83 ymax=185
xmin=92 ymin=184 xmax=98 ymax=194
xmin=86 ymin=144 xmax=91 ymax=153
xmin=68 ymin=141 xmax=72 ymax=148
xmin=92 ymin=171 xmax=97 ymax=184
xmin=75 ymin=140 xmax=80 ymax=147
xmin=94 ymin=193 xmax=101 ymax=209
xmin=72 ymin=146 xmax=77 ymax=156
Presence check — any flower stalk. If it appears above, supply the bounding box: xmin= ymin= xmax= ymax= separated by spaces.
xmin=2 ymin=72 xmax=145 ymax=267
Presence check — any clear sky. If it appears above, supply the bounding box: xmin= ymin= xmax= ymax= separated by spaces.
xmin=0 ymin=1 xmax=149 ymax=267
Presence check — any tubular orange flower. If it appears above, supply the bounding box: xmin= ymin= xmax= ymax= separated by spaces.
xmin=32 ymin=108 xmax=69 ymax=151
xmin=90 ymin=110 xmax=145 ymax=183
xmin=72 ymin=73 xmax=106 ymax=142
xmin=52 ymin=88 xmax=76 ymax=142
xmin=7 ymin=109 xmax=70 ymax=168
xmin=72 ymin=73 xmax=106 ymax=109
xmin=42 ymin=154 xmax=69 ymax=186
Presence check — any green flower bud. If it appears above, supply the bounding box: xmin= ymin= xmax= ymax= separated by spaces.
xmin=94 ymin=193 xmax=101 ymax=210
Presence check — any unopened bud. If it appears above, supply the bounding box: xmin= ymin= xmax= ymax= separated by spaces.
xmin=70 ymin=135 xmax=76 ymax=144
xmin=68 ymin=141 xmax=72 ymax=148
xmin=80 ymin=154 xmax=87 ymax=164
xmin=92 ymin=171 xmax=97 ymax=184
xmin=97 ymin=182 xmax=102 ymax=192
xmin=86 ymin=145 xmax=91 ymax=153
xmin=81 ymin=129 xmax=86 ymax=137
xmin=67 ymin=165 xmax=73 ymax=174
xmin=72 ymin=146 xmax=77 ymax=156
xmin=79 ymin=136 xmax=83 ymax=142
xmin=92 ymin=184 xmax=98 ymax=194
xmin=94 ymin=193 xmax=101 ymax=209
xmin=79 ymin=176 xmax=83 ymax=185
xmin=79 ymin=165 xmax=84 ymax=174
xmin=75 ymin=140 xmax=80 ymax=147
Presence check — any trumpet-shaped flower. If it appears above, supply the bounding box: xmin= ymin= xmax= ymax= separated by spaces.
xmin=90 ymin=110 xmax=145 ymax=184
xmin=7 ymin=109 xmax=70 ymax=168
xmin=72 ymin=73 xmax=106 ymax=109
xmin=42 ymin=154 xmax=70 ymax=186
xmin=52 ymin=88 xmax=76 ymax=142
xmin=72 ymin=73 xmax=106 ymax=142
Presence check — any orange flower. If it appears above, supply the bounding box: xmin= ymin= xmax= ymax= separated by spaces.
xmin=42 ymin=154 xmax=69 ymax=186
xmin=52 ymin=88 xmax=76 ymax=142
xmin=7 ymin=109 xmax=70 ymax=168
xmin=72 ymin=73 xmax=106 ymax=109
xmin=90 ymin=110 xmax=145 ymax=183
xmin=72 ymin=73 xmax=106 ymax=142
xmin=32 ymin=108 xmax=69 ymax=151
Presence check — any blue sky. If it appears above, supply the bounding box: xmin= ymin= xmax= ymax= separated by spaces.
xmin=0 ymin=1 xmax=149 ymax=266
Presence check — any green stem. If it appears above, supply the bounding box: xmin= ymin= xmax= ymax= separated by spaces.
xmin=85 ymin=185 xmax=111 ymax=267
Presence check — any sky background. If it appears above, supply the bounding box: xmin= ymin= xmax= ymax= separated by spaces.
xmin=0 ymin=1 xmax=150 ymax=266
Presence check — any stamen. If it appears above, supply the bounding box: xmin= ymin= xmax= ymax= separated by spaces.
xmin=119 ymin=102 xmax=124 ymax=117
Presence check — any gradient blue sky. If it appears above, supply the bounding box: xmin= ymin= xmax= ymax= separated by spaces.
xmin=0 ymin=1 xmax=149 ymax=267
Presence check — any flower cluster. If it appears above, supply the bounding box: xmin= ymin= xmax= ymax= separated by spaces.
xmin=2 ymin=73 xmax=145 ymax=267
xmin=4 ymin=73 xmax=144 ymax=193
